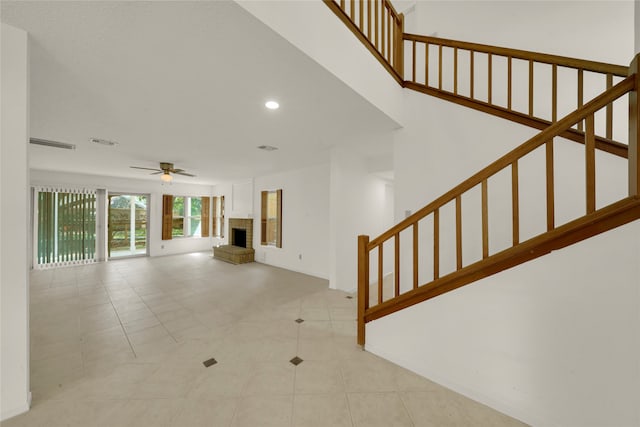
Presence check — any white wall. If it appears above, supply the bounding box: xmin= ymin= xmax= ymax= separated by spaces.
xmin=253 ymin=164 xmax=330 ymax=280
xmin=365 ymin=1 xmax=639 ymax=426
xmin=30 ymin=170 xmax=215 ymax=258
xmin=235 ymin=0 xmax=405 ymax=127
xmin=329 ymin=143 xmax=394 ymax=291
xmin=368 ymin=220 xmax=640 ymax=427
xmin=407 ymin=1 xmax=634 ymax=65
xmin=1 ymin=23 xmax=31 ymax=421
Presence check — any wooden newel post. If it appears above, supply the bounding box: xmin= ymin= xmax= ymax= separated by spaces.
xmin=357 ymin=235 xmax=370 ymax=347
xmin=629 ymin=53 xmax=640 ymax=197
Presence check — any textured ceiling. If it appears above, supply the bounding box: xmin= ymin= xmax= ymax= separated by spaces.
xmin=1 ymin=1 xmax=398 ymax=184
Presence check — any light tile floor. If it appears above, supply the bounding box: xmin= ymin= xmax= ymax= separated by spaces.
xmin=3 ymin=252 xmax=528 ymax=427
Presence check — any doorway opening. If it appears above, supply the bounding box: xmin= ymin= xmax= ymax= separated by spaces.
xmin=108 ymin=194 xmax=149 ymax=259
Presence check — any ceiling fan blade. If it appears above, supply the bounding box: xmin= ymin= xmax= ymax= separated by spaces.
xmin=130 ymin=166 xmax=162 ymax=172
xmin=150 ymin=171 xmax=163 ymax=175
xmin=174 ymin=171 xmax=196 ymax=177
xmin=170 ymin=168 xmax=184 ymax=173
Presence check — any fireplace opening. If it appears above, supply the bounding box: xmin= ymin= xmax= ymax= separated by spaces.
xmin=232 ymin=228 xmax=247 ymax=248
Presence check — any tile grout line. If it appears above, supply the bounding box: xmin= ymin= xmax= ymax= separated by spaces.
xmin=105 ymin=277 xmax=138 ymax=359
xmin=129 ymin=285 xmax=180 ymax=344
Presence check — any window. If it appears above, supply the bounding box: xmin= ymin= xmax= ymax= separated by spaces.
xmin=162 ymin=195 xmax=210 ymax=240
xmin=213 ymin=195 xmax=225 ymax=238
xmin=261 ymin=189 xmax=282 ymax=248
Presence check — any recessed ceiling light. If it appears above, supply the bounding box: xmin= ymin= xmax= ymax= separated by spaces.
xmin=265 ymin=100 xmax=279 ymax=110
xmin=257 ymin=145 xmax=278 ymax=151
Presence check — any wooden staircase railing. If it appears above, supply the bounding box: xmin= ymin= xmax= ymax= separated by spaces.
xmin=323 ymin=0 xmax=640 ymax=346
xmin=324 ymin=0 xmax=404 ymax=84
xmin=404 ymin=34 xmax=629 ymax=158
xmin=324 ymin=0 xmax=630 ymax=158
xmin=357 ymin=60 xmax=640 ymax=345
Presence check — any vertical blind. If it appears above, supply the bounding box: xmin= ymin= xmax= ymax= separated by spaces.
xmin=35 ymin=187 xmax=97 ymax=268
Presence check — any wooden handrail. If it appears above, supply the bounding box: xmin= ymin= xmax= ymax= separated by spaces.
xmin=404 ymin=33 xmax=628 ymax=77
xmin=403 ymin=34 xmax=629 ymax=153
xmin=364 ymin=196 xmax=640 ymax=322
xmin=357 ymin=70 xmax=638 ymax=345
xmin=369 ymin=75 xmax=635 ymax=248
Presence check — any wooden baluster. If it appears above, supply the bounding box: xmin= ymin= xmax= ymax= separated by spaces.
xmin=586 ymin=114 xmax=596 ymax=213
xmin=507 ymin=56 xmax=512 ymax=110
xmin=387 ymin=9 xmax=391 ymax=63
xmin=529 ymin=59 xmax=534 ymax=116
xmin=394 ymin=233 xmax=400 ymax=297
xmin=488 ymin=53 xmax=492 ymax=104
xmin=357 ymin=235 xmax=369 ymax=347
xmin=341 ymin=0 xmax=345 ymax=10
xmin=397 ymin=15 xmax=404 ymax=77
xmin=577 ymin=69 xmax=584 ymax=131
xmin=512 ymin=160 xmax=520 ymax=245
xmin=412 ymin=40 xmax=416 ymax=82
xmin=425 ymin=42 xmax=429 ymax=87
xmin=350 ymin=0 xmax=355 ymax=21
xmin=433 ymin=209 xmax=440 ymax=280
xmin=367 ymin=0 xmax=371 ymax=40
xmin=374 ymin=0 xmax=379 ymax=49
xmin=359 ymin=0 xmax=363 ymax=30
xmin=413 ymin=223 xmax=418 ymax=290
xmin=454 ymin=47 xmax=458 ymax=95
xmin=481 ymin=179 xmax=488 ymax=259
xmin=470 ymin=51 xmax=474 ymax=99
xmin=552 ymin=64 xmax=558 ymax=122
xmin=438 ymin=45 xmax=443 ymax=90
xmin=546 ymin=139 xmax=555 ymax=230
xmin=456 ymin=196 xmax=462 ymax=270
xmin=606 ymin=73 xmax=613 ymax=140
xmin=378 ymin=243 xmax=383 ymax=304
xmin=381 ymin=0 xmax=385 ymax=58
xmin=630 ymin=54 xmax=640 ymax=197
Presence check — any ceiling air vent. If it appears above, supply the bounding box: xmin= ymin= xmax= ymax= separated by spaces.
xmin=29 ymin=138 xmax=76 ymax=150
xmin=90 ymin=137 xmax=118 ymax=147
xmin=257 ymin=145 xmax=278 ymax=151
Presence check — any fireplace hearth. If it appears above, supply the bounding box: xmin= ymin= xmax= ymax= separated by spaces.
xmin=213 ymin=218 xmax=254 ymax=264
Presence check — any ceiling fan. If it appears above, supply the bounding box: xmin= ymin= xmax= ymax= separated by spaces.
xmin=130 ymin=162 xmax=195 ymax=182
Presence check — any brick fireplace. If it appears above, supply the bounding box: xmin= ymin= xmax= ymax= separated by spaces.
xmin=213 ymin=218 xmax=255 ymax=264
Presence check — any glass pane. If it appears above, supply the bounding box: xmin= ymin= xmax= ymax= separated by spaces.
xmin=190 ymin=197 xmax=201 ymax=216
xmin=108 ymin=194 xmax=147 ymax=258
xmin=173 ymin=196 xmax=184 ymax=217
xmin=172 ymin=218 xmax=184 ymax=237
xmin=190 ymin=218 xmax=201 ymax=237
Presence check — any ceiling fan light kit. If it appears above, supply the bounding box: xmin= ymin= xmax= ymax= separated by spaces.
xmin=130 ymin=162 xmax=195 ymax=182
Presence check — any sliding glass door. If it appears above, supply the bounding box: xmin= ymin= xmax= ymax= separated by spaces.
xmin=108 ymin=194 xmax=148 ymax=259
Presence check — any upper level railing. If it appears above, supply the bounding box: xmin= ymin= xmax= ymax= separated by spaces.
xmin=324 ymin=0 xmax=630 ymax=157
xmin=324 ymin=0 xmax=404 ymax=83
xmin=404 ymin=34 xmax=629 ymax=157
xmin=357 ymin=59 xmax=640 ymax=345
